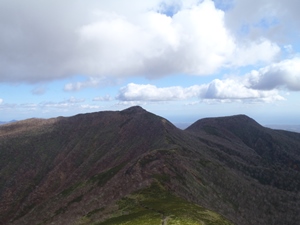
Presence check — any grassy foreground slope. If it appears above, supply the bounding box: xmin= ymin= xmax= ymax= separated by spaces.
xmin=96 ymin=182 xmax=233 ymax=225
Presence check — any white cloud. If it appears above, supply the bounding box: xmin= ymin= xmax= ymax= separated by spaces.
xmin=80 ymin=104 xmax=102 ymax=110
xmin=20 ymin=103 xmax=38 ymax=111
xmin=203 ymin=79 xmax=284 ymax=102
xmin=64 ymin=78 xmax=102 ymax=91
xmin=63 ymin=77 xmax=121 ymax=91
xmin=93 ymin=95 xmax=113 ymax=101
xmin=117 ymin=83 xmax=205 ymax=101
xmin=245 ymin=57 xmax=300 ymax=91
xmin=74 ymin=0 xmax=280 ymax=78
xmin=68 ymin=97 xmax=85 ymax=103
xmin=0 ymin=96 xmax=102 ymax=118
xmin=117 ymin=79 xmax=284 ymax=103
xmin=116 ymin=57 xmax=300 ymax=103
xmin=40 ymin=97 xmax=85 ymax=109
xmin=0 ymin=99 xmax=3 ymax=104
xmin=0 ymin=0 xmax=281 ymax=84
xmin=231 ymin=38 xmax=280 ymax=66
xmin=115 ymin=101 xmax=146 ymax=107
xmin=38 ymin=98 xmax=103 ymax=113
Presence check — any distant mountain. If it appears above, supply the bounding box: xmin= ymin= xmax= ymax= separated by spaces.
xmin=266 ymin=124 xmax=300 ymax=133
xmin=0 ymin=120 xmax=17 ymax=125
xmin=0 ymin=107 xmax=300 ymax=225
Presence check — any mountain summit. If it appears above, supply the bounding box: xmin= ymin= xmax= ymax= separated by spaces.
xmin=1 ymin=107 xmax=300 ymax=225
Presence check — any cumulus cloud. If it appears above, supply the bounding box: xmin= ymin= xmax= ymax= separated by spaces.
xmin=117 ymin=79 xmax=284 ymax=103
xmin=203 ymin=79 xmax=284 ymax=102
xmin=245 ymin=57 xmax=300 ymax=91
xmin=117 ymin=83 xmax=206 ymax=101
xmin=117 ymin=56 xmax=300 ymax=103
xmin=231 ymin=38 xmax=280 ymax=67
xmin=0 ymin=98 xmax=3 ymax=104
xmin=0 ymin=0 xmax=281 ymax=84
xmin=74 ymin=0 xmax=280 ymax=77
xmin=75 ymin=0 xmax=238 ymax=77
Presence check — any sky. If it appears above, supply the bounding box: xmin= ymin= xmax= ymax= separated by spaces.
xmin=0 ymin=0 xmax=300 ymax=126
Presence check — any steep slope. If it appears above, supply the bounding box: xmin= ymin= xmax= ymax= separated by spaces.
xmin=185 ymin=115 xmax=300 ymax=224
xmin=186 ymin=114 xmax=300 ymax=189
xmin=0 ymin=106 xmax=167 ymax=224
xmin=1 ymin=108 xmax=300 ymax=225
xmin=0 ymin=106 xmax=233 ymax=225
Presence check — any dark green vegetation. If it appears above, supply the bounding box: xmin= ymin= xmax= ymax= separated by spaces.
xmin=97 ymin=182 xmax=233 ymax=225
xmin=0 ymin=106 xmax=300 ymax=225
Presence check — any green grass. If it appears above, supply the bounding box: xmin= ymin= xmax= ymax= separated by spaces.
xmin=95 ymin=182 xmax=234 ymax=225
xmin=96 ymin=210 xmax=161 ymax=225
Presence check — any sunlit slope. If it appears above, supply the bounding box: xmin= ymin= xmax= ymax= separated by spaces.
xmin=96 ymin=182 xmax=233 ymax=225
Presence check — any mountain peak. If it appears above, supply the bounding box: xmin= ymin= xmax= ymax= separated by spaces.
xmin=2 ymin=110 xmax=300 ymax=225
xmin=120 ymin=105 xmax=147 ymax=114
xmin=186 ymin=114 xmax=261 ymax=132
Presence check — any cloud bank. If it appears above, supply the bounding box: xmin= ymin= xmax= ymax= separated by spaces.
xmin=117 ymin=57 xmax=300 ymax=103
xmin=245 ymin=58 xmax=300 ymax=91
xmin=117 ymin=83 xmax=205 ymax=101
xmin=0 ymin=0 xmax=281 ymax=84
xmin=117 ymin=80 xmax=284 ymax=103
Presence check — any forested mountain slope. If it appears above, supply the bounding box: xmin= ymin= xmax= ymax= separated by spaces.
xmin=0 ymin=107 xmax=299 ymax=225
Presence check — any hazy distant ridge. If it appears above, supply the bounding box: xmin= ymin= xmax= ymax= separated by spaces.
xmin=266 ymin=124 xmax=300 ymax=133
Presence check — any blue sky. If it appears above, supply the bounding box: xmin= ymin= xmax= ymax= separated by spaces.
xmin=0 ymin=0 xmax=300 ymax=126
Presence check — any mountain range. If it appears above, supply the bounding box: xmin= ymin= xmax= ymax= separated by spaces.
xmin=0 ymin=120 xmax=17 ymax=125
xmin=0 ymin=106 xmax=300 ymax=225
